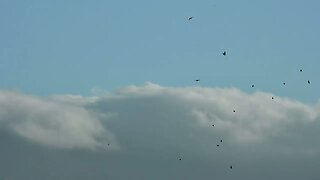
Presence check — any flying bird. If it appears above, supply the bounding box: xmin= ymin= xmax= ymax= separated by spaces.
xmin=252 ymin=84 xmax=255 ymax=88
xmin=300 ymin=69 xmax=303 ymax=72
xmin=230 ymin=165 xmax=233 ymax=169
xmin=212 ymin=124 xmax=215 ymax=127
xmin=217 ymin=144 xmax=220 ymax=147
xmin=195 ymin=79 xmax=200 ymax=82
xmin=233 ymin=110 xmax=236 ymax=113
xmin=177 ymin=153 xmax=183 ymax=161
xmin=222 ymin=51 xmax=227 ymax=56
xmin=220 ymin=140 xmax=222 ymax=142
xmin=272 ymin=97 xmax=274 ymax=99
xmin=188 ymin=17 xmax=193 ymax=20
xmin=308 ymin=80 xmax=310 ymax=84
xmin=283 ymin=82 xmax=286 ymax=85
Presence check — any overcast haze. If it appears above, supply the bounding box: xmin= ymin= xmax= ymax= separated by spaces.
xmin=1 ymin=0 xmax=320 ymax=179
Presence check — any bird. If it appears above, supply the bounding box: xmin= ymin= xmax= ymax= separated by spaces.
xmin=230 ymin=165 xmax=233 ymax=169
xmin=308 ymin=80 xmax=310 ymax=84
xmin=195 ymin=79 xmax=200 ymax=82
xmin=233 ymin=110 xmax=235 ymax=113
xmin=188 ymin=17 xmax=193 ymax=20
xmin=272 ymin=97 xmax=274 ymax=99
xmin=179 ymin=158 xmax=182 ymax=161
xmin=107 ymin=143 xmax=110 ymax=146
xmin=217 ymin=144 xmax=220 ymax=147
xmin=222 ymin=51 xmax=226 ymax=56
xmin=220 ymin=140 xmax=222 ymax=142
xmin=212 ymin=124 xmax=215 ymax=127
xmin=283 ymin=82 xmax=286 ymax=85
xmin=252 ymin=84 xmax=255 ymax=88
xmin=300 ymin=69 xmax=303 ymax=72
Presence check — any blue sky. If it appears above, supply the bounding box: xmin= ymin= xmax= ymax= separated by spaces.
xmin=1 ymin=0 xmax=319 ymax=102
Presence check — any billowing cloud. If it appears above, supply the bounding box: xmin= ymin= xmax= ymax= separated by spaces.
xmin=0 ymin=90 xmax=117 ymax=150
xmin=95 ymin=83 xmax=320 ymax=156
xmin=0 ymin=83 xmax=319 ymax=179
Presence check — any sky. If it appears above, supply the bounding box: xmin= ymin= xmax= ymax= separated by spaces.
xmin=0 ymin=0 xmax=320 ymax=179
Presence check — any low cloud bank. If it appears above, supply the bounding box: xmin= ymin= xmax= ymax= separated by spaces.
xmin=0 ymin=83 xmax=319 ymax=157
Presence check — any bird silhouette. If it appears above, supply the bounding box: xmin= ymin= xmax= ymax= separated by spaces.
xmin=252 ymin=84 xmax=255 ymax=88
xmin=222 ymin=51 xmax=226 ymax=56
xmin=220 ymin=140 xmax=222 ymax=142
xmin=230 ymin=165 xmax=233 ymax=169
xmin=308 ymin=80 xmax=310 ymax=84
xmin=283 ymin=82 xmax=286 ymax=85
xmin=195 ymin=79 xmax=200 ymax=82
xmin=188 ymin=17 xmax=193 ymax=20
xmin=212 ymin=124 xmax=215 ymax=127
xmin=179 ymin=158 xmax=182 ymax=161
xmin=233 ymin=110 xmax=235 ymax=113
xmin=272 ymin=97 xmax=274 ymax=99
xmin=300 ymin=69 xmax=303 ymax=72
xmin=217 ymin=144 xmax=220 ymax=147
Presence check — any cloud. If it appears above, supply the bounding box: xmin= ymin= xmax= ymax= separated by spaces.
xmin=1 ymin=83 xmax=319 ymax=154
xmin=0 ymin=90 xmax=117 ymax=150
xmin=0 ymin=83 xmax=319 ymax=179
xmin=95 ymin=82 xmax=320 ymax=156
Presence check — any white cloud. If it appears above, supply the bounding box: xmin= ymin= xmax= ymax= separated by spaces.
xmin=0 ymin=83 xmax=320 ymax=179
xmin=1 ymin=83 xmax=319 ymax=155
xmin=0 ymin=90 xmax=117 ymax=150
xmin=114 ymin=83 xmax=320 ymax=146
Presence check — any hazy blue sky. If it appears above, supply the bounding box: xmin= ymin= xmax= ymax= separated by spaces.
xmin=0 ymin=1 xmax=320 ymax=179
xmin=1 ymin=0 xmax=319 ymax=102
